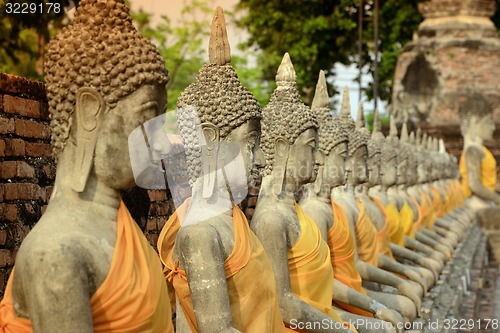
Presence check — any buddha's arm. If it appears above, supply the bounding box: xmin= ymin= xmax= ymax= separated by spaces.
xmin=390 ymin=244 xmax=440 ymax=279
xmin=378 ymin=254 xmax=427 ymax=292
xmin=13 ymin=247 xmax=94 ymax=333
xmin=414 ymin=232 xmax=451 ymax=258
xmin=177 ymin=224 xmax=240 ymax=333
xmin=252 ymin=215 xmax=351 ymax=333
xmin=465 ymin=147 xmax=500 ymax=205
xmin=404 ymin=236 xmax=446 ymax=264
xmin=332 ymin=279 xmax=404 ymax=329
xmin=355 ymin=260 xmax=421 ymax=315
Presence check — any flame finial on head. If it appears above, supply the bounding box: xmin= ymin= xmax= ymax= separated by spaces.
xmin=439 ymin=138 xmax=446 ymax=154
xmin=209 ymin=6 xmax=231 ymax=66
xmin=409 ymin=131 xmax=416 ymax=145
xmin=389 ymin=114 xmax=398 ymax=138
xmin=356 ymin=101 xmax=365 ymax=129
xmin=276 ymin=52 xmax=296 ymax=86
xmin=400 ymin=121 xmax=409 ymax=143
xmin=311 ymin=70 xmax=329 ymax=110
xmin=339 ymin=85 xmax=351 ymax=120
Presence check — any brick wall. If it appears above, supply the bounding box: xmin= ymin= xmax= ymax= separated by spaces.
xmin=0 ymin=73 xmax=54 ymax=296
xmin=0 ymin=73 xmax=176 ymax=297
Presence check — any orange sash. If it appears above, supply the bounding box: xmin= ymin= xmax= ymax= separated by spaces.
xmin=385 ymin=203 xmax=405 ymax=247
xmin=409 ymin=195 xmax=422 ymax=232
xmin=354 ymin=200 xmax=379 ymax=267
xmin=420 ymin=192 xmax=435 ymax=229
xmin=400 ymin=201 xmax=415 ymax=239
xmin=290 ymin=203 xmax=349 ymax=327
xmin=0 ymin=201 xmax=173 ymax=333
xmin=459 ymin=146 xmax=497 ymax=198
xmin=157 ymin=200 xmax=287 ymax=333
xmin=329 ymin=200 xmax=373 ymax=318
xmin=370 ymin=198 xmax=393 ymax=259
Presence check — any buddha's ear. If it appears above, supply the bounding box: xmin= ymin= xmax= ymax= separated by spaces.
xmin=200 ymin=122 xmax=220 ymax=199
xmin=272 ymin=137 xmax=290 ymax=196
xmin=72 ymin=87 xmax=105 ymax=193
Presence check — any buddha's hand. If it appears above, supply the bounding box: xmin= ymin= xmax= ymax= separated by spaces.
xmin=220 ymin=328 xmax=241 ymax=333
xmin=417 ymin=257 xmax=440 ymax=280
xmin=396 ymin=281 xmax=422 ymax=317
xmin=374 ymin=308 xmax=404 ymax=333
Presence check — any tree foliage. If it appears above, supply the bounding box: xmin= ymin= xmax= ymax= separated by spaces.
xmin=238 ymin=0 xmax=500 ymax=105
xmin=0 ymin=0 xmax=78 ymax=79
xmin=237 ymin=0 xmax=360 ymax=104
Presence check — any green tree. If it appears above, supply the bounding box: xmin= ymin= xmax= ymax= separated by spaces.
xmin=0 ymin=0 xmax=79 ymax=79
xmin=237 ymin=0 xmax=360 ymax=104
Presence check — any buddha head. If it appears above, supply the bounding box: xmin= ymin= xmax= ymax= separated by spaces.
xmin=310 ymin=71 xmax=348 ymax=193
xmin=356 ymin=103 xmax=381 ymax=188
xmin=175 ymin=7 xmax=261 ymax=199
xmin=336 ymin=87 xmax=368 ymax=186
xmin=260 ymin=53 xmax=318 ymax=195
xmin=44 ymin=0 xmax=169 ymax=192
xmin=388 ymin=115 xmax=408 ymax=186
xmin=400 ymin=121 xmax=418 ymax=187
xmin=372 ymin=108 xmax=398 ymax=189
xmin=406 ymin=131 xmax=419 ymax=187
xmin=459 ymin=93 xmax=495 ymax=143
xmin=416 ymin=131 xmax=432 ymax=184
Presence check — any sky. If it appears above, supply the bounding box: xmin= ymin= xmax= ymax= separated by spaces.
xmin=128 ymin=0 xmax=385 ymax=117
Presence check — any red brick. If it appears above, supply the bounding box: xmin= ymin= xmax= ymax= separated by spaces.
xmin=15 ymin=119 xmax=48 ymax=139
xmin=4 ymin=138 xmax=25 ymax=156
xmin=0 ymin=161 xmax=17 ymax=179
xmin=4 ymin=95 xmax=41 ymax=119
xmin=0 ymin=184 xmax=4 ymax=201
xmin=16 ymin=161 xmax=34 ymax=178
xmin=0 ymin=250 xmax=13 ymax=267
xmin=157 ymin=217 xmax=167 ymax=230
xmin=45 ymin=186 xmax=54 ymax=201
xmin=25 ymin=142 xmax=52 ymax=157
xmin=0 ymin=117 xmax=14 ymax=134
xmin=146 ymin=218 xmax=157 ymax=231
xmin=0 ymin=230 xmax=7 ymax=245
xmin=0 ymin=139 xmax=4 ymax=156
xmin=0 ymin=161 xmax=34 ymax=179
xmin=43 ymin=164 xmax=56 ymax=180
xmin=3 ymin=183 xmax=43 ymax=201
xmin=146 ymin=233 xmax=158 ymax=247
xmin=0 ymin=204 xmax=18 ymax=222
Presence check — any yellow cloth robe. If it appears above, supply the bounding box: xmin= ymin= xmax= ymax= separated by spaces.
xmin=400 ymin=201 xmax=415 ymax=239
xmin=385 ymin=203 xmax=405 ymax=247
xmin=0 ymin=200 xmax=173 ymax=333
xmin=354 ymin=200 xmax=380 ymax=267
xmin=158 ymin=199 xmax=288 ymax=333
xmin=370 ymin=197 xmax=394 ymax=259
xmin=329 ymin=199 xmax=374 ymax=318
xmin=408 ymin=195 xmax=422 ymax=233
xmin=459 ymin=146 xmax=497 ymax=198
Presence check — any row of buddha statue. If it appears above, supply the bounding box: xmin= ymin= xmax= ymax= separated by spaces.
xmin=0 ymin=1 xmax=496 ymax=332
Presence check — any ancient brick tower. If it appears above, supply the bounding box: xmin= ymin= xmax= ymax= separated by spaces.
xmin=391 ymin=0 xmax=500 ymax=188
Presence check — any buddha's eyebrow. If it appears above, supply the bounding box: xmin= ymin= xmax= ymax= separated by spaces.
xmin=134 ymin=101 xmax=158 ymax=112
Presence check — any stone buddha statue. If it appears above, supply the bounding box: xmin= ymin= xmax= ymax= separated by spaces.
xmin=330 ymin=89 xmax=421 ymax=323
xmin=458 ymin=94 xmax=500 ymax=228
xmin=367 ymin=116 xmax=442 ymax=283
xmin=0 ymin=1 xmax=174 ymax=332
xmin=252 ymin=56 xmax=354 ymax=333
xmin=354 ymin=111 xmax=429 ymax=296
xmin=157 ymin=8 xmax=288 ymax=333
xmin=299 ymin=72 xmax=403 ymax=333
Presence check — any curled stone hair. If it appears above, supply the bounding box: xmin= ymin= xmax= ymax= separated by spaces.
xmin=337 ymin=86 xmax=367 ymax=156
xmin=44 ymin=0 xmax=169 ymax=156
xmin=311 ymin=71 xmax=348 ymax=154
xmin=176 ymin=7 xmax=261 ymax=184
xmin=355 ymin=103 xmax=380 ymax=160
xmin=458 ymin=93 xmax=493 ymax=135
xmin=261 ymin=53 xmax=318 ymax=176
xmin=371 ymin=108 xmax=396 ymax=163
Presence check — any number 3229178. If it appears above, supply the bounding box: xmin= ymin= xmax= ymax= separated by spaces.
xmin=5 ymin=2 xmax=61 ymax=14
xmin=443 ymin=319 xmax=498 ymax=330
